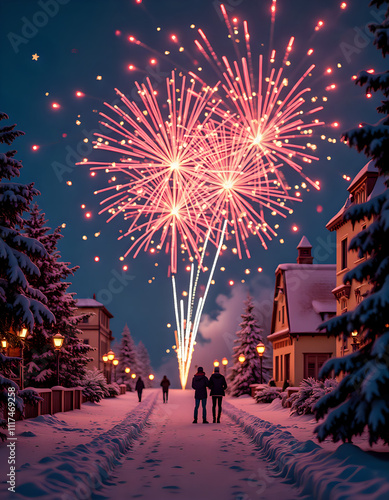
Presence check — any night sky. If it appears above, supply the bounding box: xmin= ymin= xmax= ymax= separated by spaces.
xmin=1 ymin=0 xmax=385 ymax=385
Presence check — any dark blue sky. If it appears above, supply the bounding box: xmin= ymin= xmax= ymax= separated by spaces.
xmin=1 ymin=0 xmax=385 ymax=377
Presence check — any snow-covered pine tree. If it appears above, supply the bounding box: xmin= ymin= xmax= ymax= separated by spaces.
xmin=314 ymin=0 xmax=389 ymax=445
xmin=0 ymin=112 xmax=54 ymax=334
xmin=228 ymin=295 xmax=272 ymax=397
xmin=116 ymin=324 xmax=139 ymax=390
xmin=0 ymin=112 xmax=54 ymax=434
xmin=22 ymin=205 xmax=93 ymax=388
xmin=136 ymin=341 xmax=153 ymax=387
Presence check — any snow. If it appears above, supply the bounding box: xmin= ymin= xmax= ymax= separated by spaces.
xmin=1 ymin=389 xmax=388 ymax=499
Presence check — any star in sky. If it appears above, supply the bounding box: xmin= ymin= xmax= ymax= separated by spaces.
xmin=32 ymin=53 xmax=39 ymax=61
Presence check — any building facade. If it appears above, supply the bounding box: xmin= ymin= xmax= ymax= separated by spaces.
xmin=268 ymin=237 xmax=336 ymax=387
xmin=75 ymin=297 xmax=114 ymax=370
xmin=326 ymin=161 xmax=383 ymax=357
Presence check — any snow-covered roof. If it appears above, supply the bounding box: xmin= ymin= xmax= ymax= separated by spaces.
xmin=278 ymin=264 xmax=336 ymax=333
xmin=347 ymin=159 xmax=377 ymax=192
xmin=76 ymin=298 xmax=105 ymax=307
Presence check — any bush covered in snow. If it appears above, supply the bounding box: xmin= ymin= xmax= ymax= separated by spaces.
xmin=106 ymin=382 xmax=120 ymax=398
xmin=80 ymin=368 xmax=109 ymax=403
xmin=19 ymin=388 xmax=43 ymax=407
xmin=287 ymin=378 xmax=338 ymax=416
xmin=255 ymin=386 xmax=282 ymax=404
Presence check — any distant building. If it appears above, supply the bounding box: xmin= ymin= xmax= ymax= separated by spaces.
xmin=268 ymin=237 xmax=336 ymax=387
xmin=75 ymin=297 xmax=114 ymax=370
xmin=326 ymin=160 xmax=384 ymax=356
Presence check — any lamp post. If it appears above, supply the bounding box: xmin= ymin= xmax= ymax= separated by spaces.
xmin=256 ymin=342 xmax=265 ymax=384
xmin=52 ymin=333 xmax=65 ymax=386
xmin=238 ymin=354 xmax=245 ymax=364
xmin=112 ymin=359 xmax=119 ymax=382
xmin=107 ymin=350 xmax=115 ymax=383
xmin=18 ymin=327 xmax=28 ymax=390
xmin=351 ymin=331 xmax=359 ymax=352
xmin=213 ymin=360 xmax=219 ymax=369
xmin=221 ymin=357 xmax=228 ymax=376
xmin=102 ymin=354 xmax=109 ymax=380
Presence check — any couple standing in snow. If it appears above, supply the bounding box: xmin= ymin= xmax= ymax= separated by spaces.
xmin=192 ymin=366 xmax=227 ymax=424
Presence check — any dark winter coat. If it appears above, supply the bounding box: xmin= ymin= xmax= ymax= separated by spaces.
xmin=209 ymin=373 xmax=227 ymax=396
xmin=136 ymin=378 xmax=145 ymax=392
xmin=160 ymin=377 xmax=170 ymax=392
xmin=192 ymin=372 xmax=209 ymax=399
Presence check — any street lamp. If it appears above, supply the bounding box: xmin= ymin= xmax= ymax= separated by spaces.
xmin=131 ymin=373 xmax=136 ymax=379
xmin=112 ymin=359 xmax=119 ymax=382
xmin=1 ymin=338 xmax=7 ymax=352
xmin=238 ymin=354 xmax=245 ymax=364
xmin=256 ymin=342 xmax=265 ymax=384
xmin=107 ymin=350 xmax=115 ymax=383
xmin=52 ymin=333 xmax=65 ymax=386
xmin=125 ymin=367 xmax=130 ymax=374
xmin=222 ymin=357 xmax=228 ymax=376
xmin=351 ymin=331 xmax=359 ymax=352
xmin=149 ymin=374 xmax=154 ymax=380
xmin=213 ymin=360 xmax=219 ymax=368
xmin=18 ymin=326 xmax=28 ymax=390
xmin=102 ymin=354 xmax=108 ymax=380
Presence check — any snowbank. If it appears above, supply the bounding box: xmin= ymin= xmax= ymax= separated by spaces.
xmin=224 ymin=399 xmax=389 ymax=500
xmin=3 ymin=391 xmax=158 ymax=499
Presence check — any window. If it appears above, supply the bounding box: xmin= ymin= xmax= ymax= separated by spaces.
xmin=280 ymin=354 xmax=283 ymax=381
xmin=275 ymin=356 xmax=279 ymax=382
xmin=284 ymin=353 xmax=290 ymax=382
xmin=82 ymin=316 xmax=88 ymax=324
xmin=278 ymin=310 xmax=281 ymax=322
xmin=341 ymin=238 xmax=348 ymax=270
xmin=282 ymin=306 xmax=285 ymax=325
xmin=341 ymin=298 xmax=347 ymax=313
xmin=304 ymin=353 xmax=331 ymax=379
xmin=83 ymin=339 xmax=89 ymax=345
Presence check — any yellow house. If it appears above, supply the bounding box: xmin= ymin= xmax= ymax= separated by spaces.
xmin=268 ymin=237 xmax=337 ymax=387
xmin=326 ymin=160 xmax=384 ymax=357
xmin=75 ymin=297 xmax=114 ymax=370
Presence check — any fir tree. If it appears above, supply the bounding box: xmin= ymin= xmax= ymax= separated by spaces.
xmin=116 ymin=324 xmax=139 ymax=390
xmin=22 ymin=205 xmax=93 ymax=388
xmin=314 ymin=1 xmax=389 ymax=445
xmin=136 ymin=341 xmax=153 ymax=387
xmin=228 ymin=295 xmax=272 ymax=397
xmin=0 ymin=112 xmax=54 ymax=333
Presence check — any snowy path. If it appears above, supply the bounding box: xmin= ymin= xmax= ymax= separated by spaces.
xmin=101 ymin=389 xmax=302 ymax=500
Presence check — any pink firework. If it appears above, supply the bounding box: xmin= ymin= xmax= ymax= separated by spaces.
xmin=195 ymin=122 xmax=299 ymax=258
xmin=190 ymin=4 xmax=324 ymax=190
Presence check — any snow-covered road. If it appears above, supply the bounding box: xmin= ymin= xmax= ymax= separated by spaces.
xmin=102 ymin=389 xmax=301 ymax=500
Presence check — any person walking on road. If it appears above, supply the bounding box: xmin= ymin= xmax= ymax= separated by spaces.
xmin=191 ymin=366 xmax=209 ymax=424
xmin=208 ymin=366 xmax=227 ymax=423
xmin=160 ymin=375 xmax=171 ymax=403
xmin=135 ymin=376 xmax=145 ymax=402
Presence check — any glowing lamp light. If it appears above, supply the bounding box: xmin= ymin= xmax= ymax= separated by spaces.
xmin=222 ymin=358 xmax=228 ymax=366
xmin=125 ymin=367 xmax=131 ymax=374
xmin=256 ymin=342 xmax=265 ymax=356
xmin=1 ymin=339 xmax=8 ymax=349
xmin=52 ymin=333 xmax=65 ymax=350
xmin=102 ymin=354 xmax=108 ymax=363
xmin=107 ymin=350 xmax=115 ymax=361
xmin=213 ymin=360 xmax=220 ymax=367
xmin=238 ymin=354 xmax=245 ymax=364
xmin=18 ymin=327 xmax=28 ymax=339
xmin=112 ymin=359 xmax=119 ymax=366
xmin=149 ymin=374 xmax=155 ymax=380
xmin=351 ymin=330 xmax=358 ymax=337
xmin=131 ymin=373 xmax=136 ymax=379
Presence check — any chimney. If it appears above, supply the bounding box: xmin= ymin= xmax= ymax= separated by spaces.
xmin=93 ymin=293 xmax=96 ymax=299
xmin=297 ymin=236 xmax=313 ymax=264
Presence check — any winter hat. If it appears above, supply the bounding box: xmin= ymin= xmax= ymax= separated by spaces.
xmin=214 ymin=366 xmax=220 ymax=373
xmin=197 ymin=366 xmax=204 ymax=373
